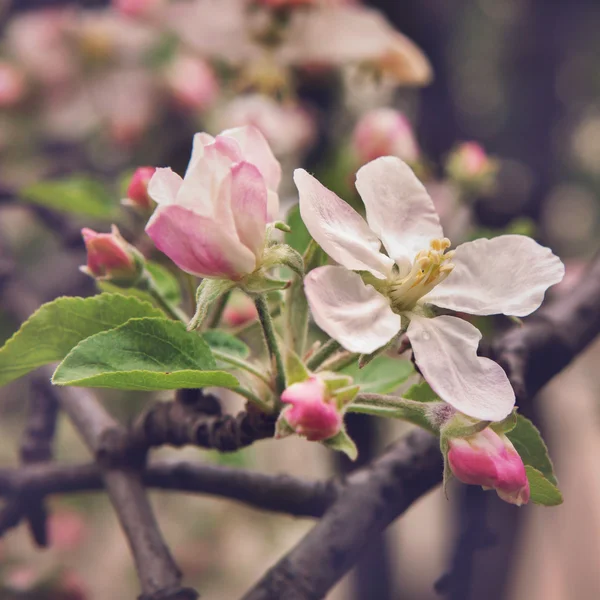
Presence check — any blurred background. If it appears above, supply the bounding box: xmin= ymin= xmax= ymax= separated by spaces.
xmin=0 ymin=0 xmax=599 ymax=598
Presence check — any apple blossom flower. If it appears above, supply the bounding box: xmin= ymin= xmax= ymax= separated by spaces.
xmin=281 ymin=376 xmax=342 ymax=441
xmin=352 ymin=108 xmax=419 ymax=164
xmin=222 ymin=290 xmax=259 ymax=326
xmin=81 ymin=225 xmax=143 ymax=285
xmin=164 ymin=54 xmax=219 ymax=112
xmin=114 ymin=0 xmax=165 ymax=18
xmin=123 ymin=166 xmax=156 ymax=210
xmin=295 ymin=157 xmax=564 ymax=421
xmin=146 ymin=125 xmax=281 ymax=280
xmin=447 ymin=427 xmax=530 ymax=506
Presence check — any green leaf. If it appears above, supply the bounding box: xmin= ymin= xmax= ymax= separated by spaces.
xmin=342 ymin=356 xmax=414 ymax=394
xmin=404 ymin=381 xmax=439 ymax=403
xmin=506 ymin=415 xmax=557 ymax=485
xmin=525 ymin=466 xmax=563 ymax=506
xmin=99 ymin=261 xmax=182 ymax=309
xmin=20 ymin=176 xmax=116 ymax=219
xmin=286 ymin=204 xmax=312 ymax=254
xmin=0 ymin=294 xmax=163 ymax=387
xmin=321 ymin=428 xmax=358 ymax=461
xmin=53 ymin=317 xmax=238 ymax=391
xmin=202 ymin=330 xmax=250 ymax=359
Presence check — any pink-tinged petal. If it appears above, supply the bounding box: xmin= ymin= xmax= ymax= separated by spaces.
xmin=355 ymin=156 xmax=443 ymax=271
xmin=187 ymin=131 xmax=215 ymax=176
xmin=424 ymin=235 xmax=565 ymax=317
xmin=295 ymin=168 xmax=394 ymax=278
xmin=221 ymin=125 xmax=281 ymax=193
xmin=177 ymin=136 xmax=242 ymax=222
xmin=448 ymin=428 xmax=530 ymax=506
xmin=406 ymin=315 xmax=515 ymax=421
xmin=147 ymin=167 xmax=183 ymax=206
xmin=230 ymin=161 xmax=268 ymax=257
xmin=304 ymin=266 xmax=400 ymax=354
xmin=146 ymin=205 xmax=256 ymax=279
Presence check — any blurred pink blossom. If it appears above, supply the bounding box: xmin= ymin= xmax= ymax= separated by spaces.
xmin=0 ymin=62 xmax=27 ymax=108
xmin=164 ymin=54 xmax=219 ymax=112
xmin=352 ymin=108 xmax=419 ymax=164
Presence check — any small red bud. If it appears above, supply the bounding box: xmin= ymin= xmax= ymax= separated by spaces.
xmin=124 ymin=166 xmax=156 ymax=210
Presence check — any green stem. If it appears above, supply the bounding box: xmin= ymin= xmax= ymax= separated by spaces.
xmin=206 ymin=290 xmax=232 ymax=330
xmin=254 ymin=294 xmax=286 ymax=396
xmin=231 ymin=386 xmax=273 ymax=413
xmin=141 ymin=273 xmax=189 ymax=323
xmin=306 ymin=339 xmax=341 ymax=371
xmin=212 ymin=350 xmax=271 ymax=386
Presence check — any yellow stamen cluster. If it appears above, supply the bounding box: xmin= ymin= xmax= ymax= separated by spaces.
xmin=389 ymin=238 xmax=455 ymax=312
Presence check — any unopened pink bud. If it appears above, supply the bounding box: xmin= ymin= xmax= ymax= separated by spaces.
xmin=81 ymin=225 xmax=142 ymax=284
xmin=446 ymin=141 xmax=497 ymax=194
xmin=0 ymin=61 xmax=27 ymax=108
xmin=124 ymin=166 xmax=156 ymax=210
xmin=222 ymin=292 xmax=258 ymax=327
xmin=281 ymin=376 xmax=342 ymax=441
xmin=448 ymin=428 xmax=530 ymax=506
xmin=352 ymin=108 xmax=419 ymax=164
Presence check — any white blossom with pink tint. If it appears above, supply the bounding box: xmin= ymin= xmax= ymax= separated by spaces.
xmin=281 ymin=376 xmax=342 ymax=441
xmin=352 ymin=108 xmax=419 ymax=164
xmin=447 ymin=427 xmax=530 ymax=506
xmin=146 ymin=126 xmax=281 ymax=279
xmin=296 ymin=157 xmax=564 ymax=421
xmin=214 ymin=94 xmax=316 ymax=157
xmin=164 ymin=54 xmax=219 ymax=112
xmin=114 ymin=0 xmax=165 ymax=18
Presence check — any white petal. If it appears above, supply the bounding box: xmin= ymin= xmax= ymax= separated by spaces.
xmin=147 ymin=168 xmax=183 ymax=206
xmin=424 ymin=235 xmax=565 ymax=317
xmin=406 ymin=315 xmax=515 ymax=421
xmin=186 ymin=132 xmax=215 ymax=176
xmin=221 ymin=125 xmax=281 ymax=193
xmin=295 ymin=169 xmax=394 ymax=278
xmin=304 ymin=266 xmax=400 ymax=354
xmin=355 ymin=156 xmax=443 ymax=270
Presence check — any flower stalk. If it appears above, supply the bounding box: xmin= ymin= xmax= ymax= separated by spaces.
xmin=254 ymin=294 xmax=286 ymax=397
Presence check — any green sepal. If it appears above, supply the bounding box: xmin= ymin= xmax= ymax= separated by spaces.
xmin=525 ymin=466 xmax=563 ymax=506
xmin=284 ymin=347 xmax=310 ymax=386
xmin=243 ymin=275 xmax=290 ymax=294
xmin=332 ymin=384 xmax=360 ymax=410
xmin=188 ymin=279 xmax=234 ymax=331
xmin=440 ymin=415 xmax=491 ymax=440
xmin=489 ymin=409 xmax=518 ymax=435
xmin=262 ymin=243 xmax=304 ymax=278
xmin=321 ymin=428 xmax=358 ymax=461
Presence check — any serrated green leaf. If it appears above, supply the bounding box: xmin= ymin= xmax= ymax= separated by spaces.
xmin=20 ymin=176 xmax=116 ymax=219
xmin=507 ymin=415 xmax=557 ymax=485
xmin=525 ymin=466 xmax=563 ymax=506
xmin=53 ymin=317 xmax=238 ymax=390
xmin=0 ymin=294 xmax=163 ymax=387
xmin=202 ymin=330 xmax=250 ymax=359
xmin=404 ymin=381 xmax=439 ymax=403
xmin=99 ymin=261 xmax=182 ymax=309
xmin=342 ymin=356 xmax=414 ymax=394
xmin=321 ymin=428 xmax=358 ymax=461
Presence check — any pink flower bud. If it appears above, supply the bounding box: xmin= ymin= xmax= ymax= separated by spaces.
xmin=0 ymin=61 xmax=27 ymax=108
xmin=124 ymin=166 xmax=156 ymax=210
xmin=165 ymin=55 xmax=219 ymax=112
xmin=281 ymin=376 xmax=342 ymax=441
xmin=222 ymin=291 xmax=258 ymax=326
xmin=446 ymin=142 xmax=497 ymax=192
xmin=48 ymin=510 xmax=88 ymax=552
xmin=352 ymin=108 xmax=419 ymax=164
xmin=447 ymin=428 xmax=530 ymax=506
xmin=81 ymin=225 xmax=142 ymax=284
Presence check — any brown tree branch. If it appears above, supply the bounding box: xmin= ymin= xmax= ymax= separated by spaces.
xmin=0 ymin=460 xmax=337 ymax=518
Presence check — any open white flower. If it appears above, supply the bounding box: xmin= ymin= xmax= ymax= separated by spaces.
xmin=295 ymin=157 xmax=564 ymax=421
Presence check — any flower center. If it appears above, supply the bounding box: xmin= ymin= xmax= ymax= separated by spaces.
xmin=389 ymin=238 xmax=455 ymax=312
